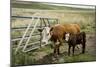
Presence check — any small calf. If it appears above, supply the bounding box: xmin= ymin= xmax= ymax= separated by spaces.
xmin=65 ymin=32 xmax=86 ymax=56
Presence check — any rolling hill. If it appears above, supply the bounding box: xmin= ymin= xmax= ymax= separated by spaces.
xmin=11 ymin=1 xmax=95 ymax=11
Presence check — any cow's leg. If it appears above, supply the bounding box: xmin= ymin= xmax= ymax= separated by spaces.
xmin=55 ymin=41 xmax=60 ymax=55
xmin=57 ymin=45 xmax=60 ymax=55
xmin=72 ymin=46 xmax=75 ymax=56
xmin=54 ymin=47 xmax=57 ymax=57
xmin=57 ymin=39 xmax=63 ymax=55
xmin=53 ymin=44 xmax=58 ymax=58
xmin=57 ymin=43 xmax=61 ymax=55
xmin=54 ymin=46 xmax=56 ymax=54
xmin=54 ymin=46 xmax=57 ymax=54
xmin=54 ymin=43 xmax=59 ymax=55
xmin=68 ymin=45 xmax=71 ymax=56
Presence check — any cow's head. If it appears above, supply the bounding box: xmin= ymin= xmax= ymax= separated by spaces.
xmin=41 ymin=27 xmax=51 ymax=44
xmin=65 ymin=33 xmax=70 ymax=41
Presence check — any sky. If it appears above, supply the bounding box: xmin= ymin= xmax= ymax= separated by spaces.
xmin=44 ymin=3 xmax=95 ymax=9
xmin=20 ymin=0 xmax=96 ymax=5
xmin=19 ymin=0 xmax=95 ymax=9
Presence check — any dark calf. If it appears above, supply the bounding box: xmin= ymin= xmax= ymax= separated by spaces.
xmin=65 ymin=32 xmax=86 ymax=56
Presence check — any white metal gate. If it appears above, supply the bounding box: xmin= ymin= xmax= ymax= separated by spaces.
xmin=11 ymin=16 xmax=59 ymax=54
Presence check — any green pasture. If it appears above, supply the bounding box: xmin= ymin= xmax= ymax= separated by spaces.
xmin=11 ymin=1 xmax=96 ymax=66
xmin=11 ymin=44 xmax=96 ymax=66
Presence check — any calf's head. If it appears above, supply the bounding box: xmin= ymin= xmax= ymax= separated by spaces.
xmin=65 ymin=33 xmax=70 ymax=41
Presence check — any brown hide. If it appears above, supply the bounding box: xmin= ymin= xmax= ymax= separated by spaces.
xmin=50 ymin=24 xmax=80 ymax=57
xmin=50 ymin=24 xmax=66 ymax=42
xmin=62 ymin=24 xmax=80 ymax=34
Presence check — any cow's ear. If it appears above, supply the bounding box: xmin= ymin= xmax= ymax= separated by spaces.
xmin=50 ymin=27 xmax=53 ymax=31
xmin=50 ymin=31 xmax=53 ymax=35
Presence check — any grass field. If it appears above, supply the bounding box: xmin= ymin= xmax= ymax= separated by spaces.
xmin=11 ymin=1 xmax=96 ymax=66
xmin=12 ymin=33 xmax=96 ymax=66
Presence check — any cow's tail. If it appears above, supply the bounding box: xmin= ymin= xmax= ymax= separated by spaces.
xmin=82 ymin=32 xmax=86 ymax=43
xmin=82 ymin=32 xmax=86 ymax=53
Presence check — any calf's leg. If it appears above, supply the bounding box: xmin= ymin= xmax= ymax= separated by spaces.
xmin=72 ymin=46 xmax=75 ymax=56
xmin=82 ymin=43 xmax=85 ymax=53
xmin=57 ymin=46 xmax=60 ymax=55
xmin=68 ymin=45 xmax=71 ymax=56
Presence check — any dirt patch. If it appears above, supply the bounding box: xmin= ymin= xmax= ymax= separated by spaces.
xmin=86 ymin=33 xmax=96 ymax=55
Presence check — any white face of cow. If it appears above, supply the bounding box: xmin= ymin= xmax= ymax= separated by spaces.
xmin=65 ymin=33 xmax=70 ymax=41
xmin=41 ymin=27 xmax=51 ymax=44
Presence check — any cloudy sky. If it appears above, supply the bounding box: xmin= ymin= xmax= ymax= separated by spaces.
xmin=44 ymin=3 xmax=95 ymax=9
xmin=20 ymin=0 xmax=96 ymax=5
xmin=19 ymin=0 xmax=95 ymax=9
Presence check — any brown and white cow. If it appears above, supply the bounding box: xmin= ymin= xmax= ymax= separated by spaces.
xmin=41 ymin=23 xmax=80 ymax=57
